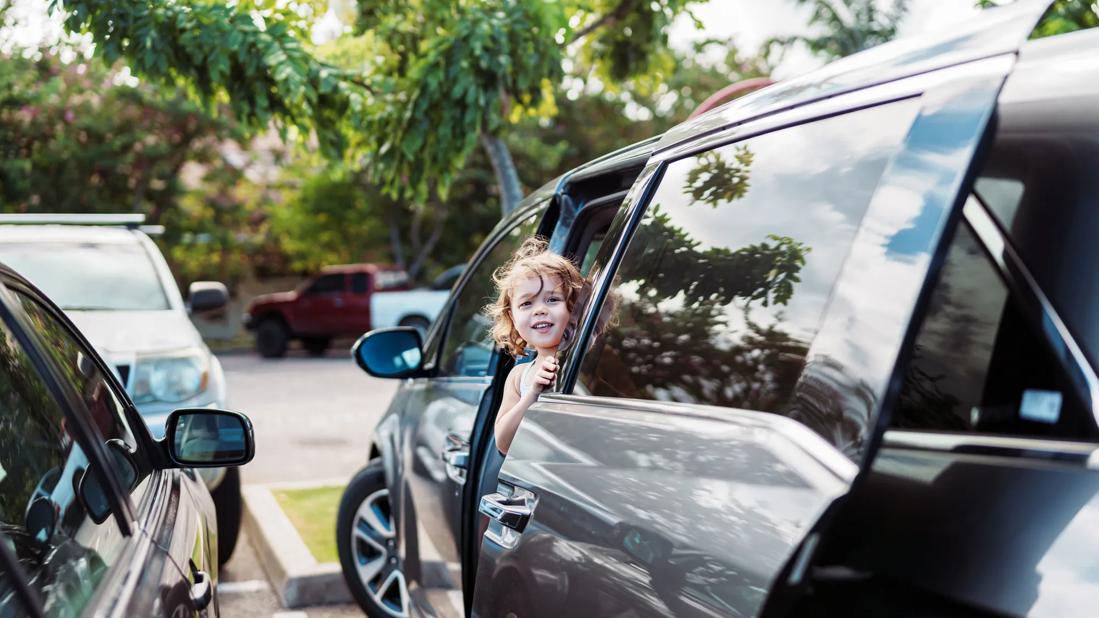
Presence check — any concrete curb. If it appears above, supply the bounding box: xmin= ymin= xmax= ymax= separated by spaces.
xmin=242 ymin=481 xmax=352 ymax=608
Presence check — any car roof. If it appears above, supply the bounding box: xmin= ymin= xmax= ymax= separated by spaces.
xmin=320 ymin=263 xmax=405 ymax=274
xmin=655 ymin=0 xmax=1051 ymax=155
xmin=0 ymin=224 xmax=143 ymax=244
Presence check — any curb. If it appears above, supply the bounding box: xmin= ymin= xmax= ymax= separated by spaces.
xmin=242 ymin=482 xmax=351 ymax=608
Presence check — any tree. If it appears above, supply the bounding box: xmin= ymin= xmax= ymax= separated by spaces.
xmin=978 ymin=0 xmax=1099 ymax=39
xmin=766 ymin=0 xmax=909 ymax=61
xmin=55 ymin=0 xmax=711 ymax=217
xmin=0 ymin=50 xmax=233 ymax=218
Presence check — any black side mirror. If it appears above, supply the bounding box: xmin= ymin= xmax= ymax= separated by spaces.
xmin=352 ymin=327 xmax=424 ymax=378
xmin=188 ymin=281 xmax=229 ymax=314
xmin=166 ymin=409 xmax=254 ymax=467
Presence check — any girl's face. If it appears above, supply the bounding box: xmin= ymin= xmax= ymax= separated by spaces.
xmin=510 ymin=273 xmax=570 ymax=352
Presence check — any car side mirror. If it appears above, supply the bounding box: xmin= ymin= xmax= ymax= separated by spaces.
xmin=166 ymin=409 xmax=254 ymax=467
xmin=188 ymin=281 xmax=229 ymax=314
xmin=352 ymin=327 xmax=424 ymax=378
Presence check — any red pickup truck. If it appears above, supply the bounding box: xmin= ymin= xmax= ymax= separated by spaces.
xmin=245 ymin=263 xmax=459 ymax=357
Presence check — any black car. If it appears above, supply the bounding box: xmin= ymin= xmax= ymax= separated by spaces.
xmin=341 ymin=2 xmax=1099 ymax=616
xmin=0 ymin=264 xmax=254 ymax=616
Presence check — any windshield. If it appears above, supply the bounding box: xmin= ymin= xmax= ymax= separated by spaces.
xmin=0 ymin=241 xmax=170 ymax=310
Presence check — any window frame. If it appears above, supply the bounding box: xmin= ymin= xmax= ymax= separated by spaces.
xmin=422 ymin=200 xmax=555 ymax=375
xmin=882 ymin=193 xmax=1099 ymax=457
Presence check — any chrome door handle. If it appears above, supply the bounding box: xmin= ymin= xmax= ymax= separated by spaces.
xmin=190 ymin=566 xmax=212 ymax=610
xmin=442 ymin=448 xmax=468 ymax=483
xmin=479 ymin=492 xmax=532 ymax=531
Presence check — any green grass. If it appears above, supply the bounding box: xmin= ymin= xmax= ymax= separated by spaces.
xmin=272 ymin=485 xmax=344 ymax=564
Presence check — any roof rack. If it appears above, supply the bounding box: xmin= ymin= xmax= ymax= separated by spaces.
xmin=0 ymin=213 xmax=164 ymax=236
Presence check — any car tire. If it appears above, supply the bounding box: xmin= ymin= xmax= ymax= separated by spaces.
xmin=256 ymin=318 xmax=289 ymax=358
xmin=303 ymin=336 xmax=331 ymax=356
xmin=398 ymin=315 xmax=430 ymax=339
xmin=212 ymin=467 xmax=242 ymax=565
xmin=338 ymin=460 xmax=410 ymax=618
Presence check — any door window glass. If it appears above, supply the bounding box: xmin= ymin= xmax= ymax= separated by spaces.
xmin=577 ymin=100 xmax=918 ymax=413
xmin=351 ymin=273 xmax=369 ymax=295
xmin=0 ymin=310 xmax=130 ymax=616
xmin=893 ymin=222 xmax=1095 ymax=440
xmin=439 ymin=212 xmax=542 ymax=377
xmin=304 ymin=274 xmax=345 ymax=296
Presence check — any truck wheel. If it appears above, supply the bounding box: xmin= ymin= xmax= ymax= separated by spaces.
xmin=398 ymin=315 xmax=430 ymax=339
xmin=256 ymin=319 xmax=289 ymax=358
xmin=303 ymin=337 xmax=331 ymax=356
xmin=338 ymin=461 xmax=409 ymax=618
xmin=212 ymin=467 xmax=242 ymax=565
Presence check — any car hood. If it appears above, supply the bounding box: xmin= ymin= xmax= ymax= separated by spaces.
xmin=65 ymin=310 xmax=202 ymax=355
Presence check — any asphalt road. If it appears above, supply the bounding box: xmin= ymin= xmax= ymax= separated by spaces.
xmin=216 ymin=346 xmax=399 ymax=616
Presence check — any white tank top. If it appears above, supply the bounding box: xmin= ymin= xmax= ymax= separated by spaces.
xmin=519 ymin=361 xmax=535 ymax=397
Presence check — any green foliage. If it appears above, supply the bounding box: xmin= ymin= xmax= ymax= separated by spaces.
xmin=54 ymin=0 xmax=369 ymax=156
xmin=1028 ymin=0 xmax=1099 ymax=39
xmin=352 ymin=0 xmax=565 ymax=203
xmin=684 ymin=146 xmax=754 ymax=207
xmin=766 ymin=0 xmax=910 ymax=61
xmin=0 ymin=50 xmax=231 ymax=216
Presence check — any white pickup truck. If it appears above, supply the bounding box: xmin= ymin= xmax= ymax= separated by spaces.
xmin=245 ymin=263 xmax=463 ymax=357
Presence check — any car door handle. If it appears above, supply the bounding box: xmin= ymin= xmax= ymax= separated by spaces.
xmin=190 ymin=567 xmax=212 ymax=610
xmin=479 ymin=492 xmax=532 ymax=532
xmin=442 ymin=432 xmax=469 ymax=483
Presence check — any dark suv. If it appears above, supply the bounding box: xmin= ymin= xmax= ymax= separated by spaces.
xmin=341 ymin=3 xmax=1099 ymax=617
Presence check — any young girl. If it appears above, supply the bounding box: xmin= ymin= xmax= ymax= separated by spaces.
xmin=487 ymin=237 xmax=585 ymax=455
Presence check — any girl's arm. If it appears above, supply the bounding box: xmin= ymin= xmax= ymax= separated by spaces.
xmin=494 ymin=358 xmax=556 ymax=454
xmin=494 ymin=367 xmax=532 ymax=455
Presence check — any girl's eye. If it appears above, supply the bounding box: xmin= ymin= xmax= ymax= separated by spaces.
xmin=547 ymin=296 xmax=560 ymax=303
xmin=519 ymin=301 xmax=531 ymax=308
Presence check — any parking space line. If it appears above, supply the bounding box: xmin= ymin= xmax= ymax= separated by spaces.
xmin=219 ymin=579 xmax=270 ymax=594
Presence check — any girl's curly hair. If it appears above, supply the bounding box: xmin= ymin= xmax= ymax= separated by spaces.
xmin=485 ymin=236 xmax=585 ymax=357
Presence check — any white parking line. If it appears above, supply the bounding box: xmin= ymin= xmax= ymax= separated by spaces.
xmin=271 ymin=612 xmax=307 ymax=618
xmin=218 ymin=579 xmax=270 ymax=594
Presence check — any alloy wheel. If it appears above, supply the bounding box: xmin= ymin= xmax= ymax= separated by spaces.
xmin=350 ymin=488 xmax=410 ymax=618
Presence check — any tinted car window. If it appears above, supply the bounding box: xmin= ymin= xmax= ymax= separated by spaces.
xmin=351 ymin=273 xmax=369 ymax=295
xmin=974 ymin=104 xmax=1099 ymax=373
xmin=893 ymin=220 xmax=1096 ymax=440
xmin=304 ymin=274 xmax=345 ymax=296
xmin=0 ymin=307 xmax=130 ymax=616
xmin=439 ymin=212 xmax=541 ymax=377
xmin=577 ymin=100 xmax=918 ymax=411
xmin=16 ymin=295 xmax=138 ymax=456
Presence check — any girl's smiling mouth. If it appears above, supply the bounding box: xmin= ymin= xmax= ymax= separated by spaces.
xmin=532 ymin=321 xmax=554 ymax=331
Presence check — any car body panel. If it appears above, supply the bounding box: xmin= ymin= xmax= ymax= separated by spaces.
xmin=474 ymin=395 xmax=855 ymax=617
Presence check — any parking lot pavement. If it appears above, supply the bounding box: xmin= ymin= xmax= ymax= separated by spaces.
xmin=218 ymin=347 xmax=396 ymax=615
xmin=220 ymin=527 xmax=363 ymax=617
xmin=219 ymin=347 xmax=399 ymax=485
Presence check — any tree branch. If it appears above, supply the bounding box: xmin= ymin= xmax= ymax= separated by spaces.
xmin=565 ymin=0 xmax=635 ymax=46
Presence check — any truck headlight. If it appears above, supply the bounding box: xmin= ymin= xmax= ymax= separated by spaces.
xmin=132 ymin=349 xmax=209 ymax=404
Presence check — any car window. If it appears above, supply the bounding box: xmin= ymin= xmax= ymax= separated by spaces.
xmin=576 ymin=100 xmax=919 ymax=414
xmin=351 ymin=273 xmax=369 ymax=295
xmin=0 ymin=303 xmax=133 ymax=616
xmin=973 ymin=103 xmax=1099 ymax=375
xmin=892 ymin=221 xmax=1096 ymax=441
xmin=304 ymin=273 xmax=345 ymax=296
xmin=0 ymin=241 xmax=169 ymax=311
xmin=439 ymin=212 xmax=542 ymax=377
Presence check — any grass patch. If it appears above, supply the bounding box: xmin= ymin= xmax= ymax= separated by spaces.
xmin=272 ymin=485 xmax=344 ymax=564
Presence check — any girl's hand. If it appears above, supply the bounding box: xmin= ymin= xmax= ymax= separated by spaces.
xmin=532 ymin=356 xmax=558 ymax=393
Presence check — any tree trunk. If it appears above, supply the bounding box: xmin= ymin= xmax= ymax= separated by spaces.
xmin=481 ymin=131 xmax=523 ymax=218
